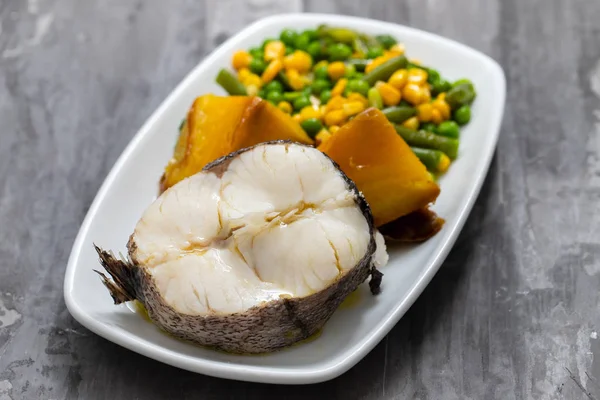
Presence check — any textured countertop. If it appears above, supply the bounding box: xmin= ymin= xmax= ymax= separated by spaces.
xmin=1 ymin=0 xmax=600 ymax=398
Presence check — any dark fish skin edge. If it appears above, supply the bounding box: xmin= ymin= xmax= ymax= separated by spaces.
xmin=94 ymin=141 xmax=383 ymax=354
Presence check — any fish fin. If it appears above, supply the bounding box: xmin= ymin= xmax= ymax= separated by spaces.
xmin=94 ymin=244 xmax=137 ymax=304
xmin=369 ymin=266 xmax=383 ymax=295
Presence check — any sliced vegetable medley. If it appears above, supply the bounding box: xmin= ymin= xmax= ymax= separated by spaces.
xmin=216 ymin=24 xmax=477 ymax=176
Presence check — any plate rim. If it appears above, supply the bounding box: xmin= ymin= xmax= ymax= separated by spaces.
xmin=64 ymin=12 xmax=506 ymax=384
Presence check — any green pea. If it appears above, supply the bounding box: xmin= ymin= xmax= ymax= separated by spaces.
xmin=249 ymin=47 xmax=264 ymax=60
xmin=311 ymin=79 xmax=331 ymax=95
xmin=280 ymin=29 xmax=297 ymax=46
xmin=294 ymin=33 xmax=311 ymax=51
xmin=353 ymin=72 xmax=364 ymax=80
xmin=454 ymin=105 xmax=471 ymax=125
xmin=265 ymin=80 xmax=283 ymax=93
xmin=293 ymin=95 xmax=312 ymax=110
xmin=307 ymin=41 xmax=323 ymax=59
xmin=427 ymin=69 xmax=441 ymax=84
xmin=320 ymin=89 xmax=332 ymax=104
xmin=249 ymin=58 xmax=267 ymax=74
xmin=437 ymin=121 xmax=460 ymax=138
xmin=266 ymin=91 xmax=283 ymax=104
xmin=421 ymin=122 xmax=438 ymax=133
xmin=328 ymin=43 xmax=352 ymax=61
xmin=300 ymin=118 xmax=323 ymax=138
xmin=346 ymin=79 xmax=370 ymax=96
xmin=314 ymin=65 xmax=329 ymax=80
xmin=262 ymin=37 xmax=276 ymax=49
xmin=432 ymin=79 xmax=452 ymax=94
xmin=453 ymin=78 xmax=472 ymax=87
xmin=344 ymin=64 xmax=356 ymax=77
xmin=375 ymin=34 xmax=397 ymax=49
xmin=366 ymin=47 xmax=384 ymax=59
xmin=303 ymin=29 xmax=318 ymax=41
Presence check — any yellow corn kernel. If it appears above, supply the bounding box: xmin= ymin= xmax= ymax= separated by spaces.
xmin=364 ymin=55 xmax=391 ymax=74
xmin=376 ymin=81 xmax=402 ymax=106
xmin=402 ymin=83 xmax=422 ymax=105
xmin=319 ymin=105 xmax=327 ymax=116
xmin=292 ymin=114 xmax=302 ymax=123
xmin=388 ymin=69 xmax=408 ymax=90
xmin=232 ymin=50 xmax=252 ymax=70
xmin=327 ymin=62 xmax=346 ymax=81
xmin=432 ymin=98 xmax=451 ymax=120
xmin=237 ymin=67 xmax=251 ymax=81
xmin=431 ymin=109 xmax=443 ymax=125
xmin=388 ymin=43 xmax=405 ymax=55
xmin=420 ymin=86 xmax=431 ymax=104
xmin=331 ymin=78 xmax=348 ymax=97
xmin=315 ymin=129 xmax=332 ymax=146
xmin=417 ymin=103 xmax=434 ymax=122
xmin=286 ymin=68 xmax=305 ymax=90
xmin=283 ymin=50 xmax=312 ymax=74
xmin=407 ymin=68 xmax=428 ymax=85
xmin=246 ymin=84 xmax=259 ymax=96
xmin=343 ymin=101 xmax=366 ymax=117
xmin=264 ymin=40 xmax=286 ymax=61
xmin=437 ymin=92 xmax=446 ymax=101
xmin=402 ymin=116 xmax=420 ymax=131
xmin=410 ymin=58 xmax=422 ymax=65
xmin=324 ymin=109 xmax=347 ymax=127
xmin=261 ymin=59 xmax=283 ymax=83
xmin=300 ymin=106 xmax=322 ymax=121
xmin=313 ymin=60 xmax=328 ymax=71
xmin=347 ymin=93 xmax=369 ymax=107
xmin=242 ymin=73 xmax=262 ymax=88
xmin=325 ymin=95 xmax=346 ymax=112
xmin=438 ymin=153 xmax=451 ymax=173
xmin=329 ymin=125 xmax=340 ymax=134
xmin=278 ymin=101 xmax=292 ymax=114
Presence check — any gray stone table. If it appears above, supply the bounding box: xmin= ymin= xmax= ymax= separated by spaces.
xmin=1 ymin=0 xmax=600 ymax=398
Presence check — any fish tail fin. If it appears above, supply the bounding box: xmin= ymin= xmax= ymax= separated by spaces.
xmin=93 ymin=244 xmax=138 ymax=304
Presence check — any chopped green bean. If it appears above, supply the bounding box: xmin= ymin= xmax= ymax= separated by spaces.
xmin=368 ymin=87 xmax=383 ymax=109
xmin=411 ymin=147 xmax=451 ymax=173
xmin=362 ymin=55 xmax=408 ymax=85
xmin=346 ymin=59 xmax=370 ymax=72
xmin=382 ymin=106 xmax=416 ymax=123
xmin=317 ymin=25 xmax=357 ymax=43
xmin=216 ymin=69 xmax=247 ymax=95
xmin=436 ymin=121 xmax=460 ymax=138
xmin=445 ymin=82 xmax=476 ymax=110
xmin=395 ymin=125 xmax=459 ymax=159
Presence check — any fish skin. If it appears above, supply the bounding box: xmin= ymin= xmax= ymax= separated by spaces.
xmin=94 ymin=141 xmax=382 ymax=354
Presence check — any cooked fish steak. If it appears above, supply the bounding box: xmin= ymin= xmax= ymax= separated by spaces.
xmin=95 ymin=141 xmax=385 ymax=353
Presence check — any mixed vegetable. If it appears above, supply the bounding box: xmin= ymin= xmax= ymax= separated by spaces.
xmin=215 ymin=25 xmax=477 ymax=176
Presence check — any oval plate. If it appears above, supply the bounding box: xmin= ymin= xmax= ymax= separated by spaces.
xmin=64 ymin=13 xmax=505 ymax=384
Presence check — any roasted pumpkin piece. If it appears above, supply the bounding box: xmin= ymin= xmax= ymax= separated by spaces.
xmin=160 ymin=95 xmax=313 ymax=192
xmin=318 ymin=108 xmax=440 ymax=226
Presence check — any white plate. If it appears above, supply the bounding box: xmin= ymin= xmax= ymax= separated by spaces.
xmin=64 ymin=13 xmax=505 ymax=384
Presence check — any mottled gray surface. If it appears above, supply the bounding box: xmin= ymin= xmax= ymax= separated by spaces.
xmin=1 ymin=0 xmax=599 ymax=398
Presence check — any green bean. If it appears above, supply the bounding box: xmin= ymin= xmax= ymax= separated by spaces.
xmin=362 ymin=55 xmax=408 ymax=86
xmin=283 ymin=91 xmax=303 ymax=102
xmin=394 ymin=125 xmax=459 ymax=159
xmin=216 ymin=69 xmax=247 ymax=95
xmin=352 ymin=37 xmax=369 ymax=58
xmin=411 ymin=147 xmax=451 ymax=173
xmin=368 ymin=87 xmax=383 ymax=109
xmin=316 ymin=25 xmax=357 ymax=43
xmin=445 ymin=83 xmax=476 ymax=110
xmin=382 ymin=106 xmax=416 ymax=123
xmin=278 ymin=71 xmax=293 ymax=91
xmin=346 ymin=59 xmax=370 ymax=72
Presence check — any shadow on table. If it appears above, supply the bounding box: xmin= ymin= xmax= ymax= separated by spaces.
xmin=73 ymin=158 xmax=502 ymax=400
